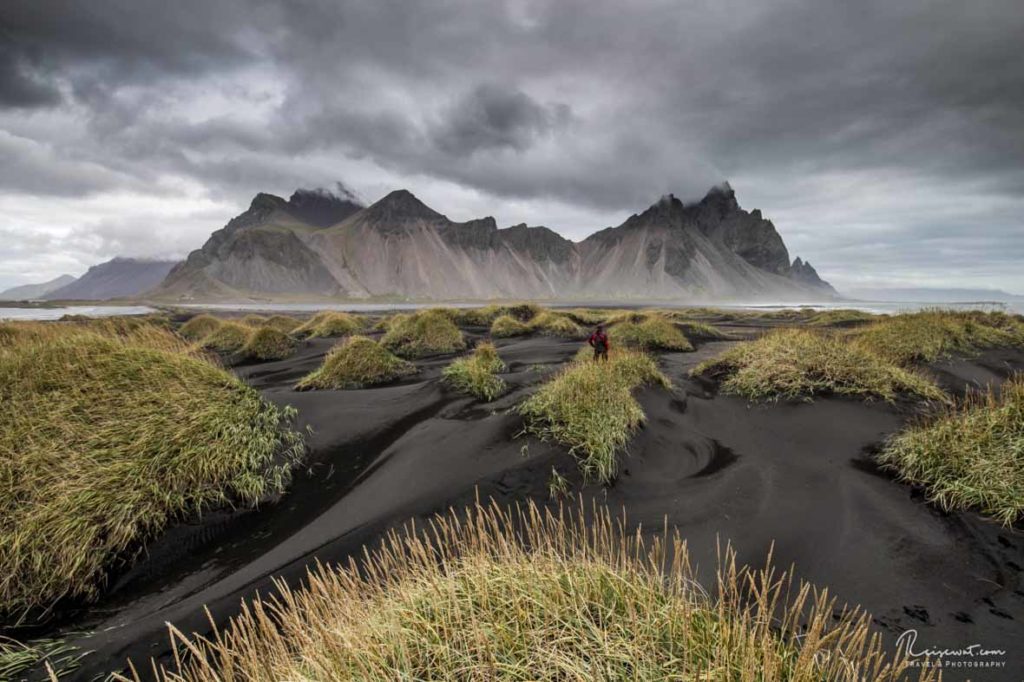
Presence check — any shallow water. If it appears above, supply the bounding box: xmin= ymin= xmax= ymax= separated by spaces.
xmin=0 ymin=304 xmax=156 ymax=321
xmin=180 ymin=299 xmax=1024 ymax=315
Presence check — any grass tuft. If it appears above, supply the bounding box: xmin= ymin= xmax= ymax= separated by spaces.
xmin=693 ymin=328 xmax=944 ymax=402
xmin=442 ymin=342 xmax=507 ymax=401
xmin=381 ymin=309 xmax=466 ymax=357
xmin=178 ymin=314 xmax=222 ymax=341
xmin=851 ymin=310 xmax=1024 ymax=366
xmin=198 ymin=321 xmax=251 ymax=353
xmin=0 ymin=324 xmax=303 ymax=621
xmin=261 ymin=315 xmax=301 ymax=333
xmin=518 ymin=349 xmax=669 ymax=483
xmin=491 ymin=314 xmax=531 ymax=338
xmin=611 ymin=314 xmax=693 ymax=351
xmin=296 ymin=336 xmax=417 ymax=390
xmin=879 ymin=376 xmax=1024 ymax=525
xmin=126 ymin=500 xmax=932 ymax=682
xmin=239 ymin=327 xmax=296 ymax=362
xmin=292 ymin=311 xmax=364 ymax=339
xmin=452 ymin=305 xmax=505 ymax=327
xmin=528 ymin=311 xmax=585 ymax=338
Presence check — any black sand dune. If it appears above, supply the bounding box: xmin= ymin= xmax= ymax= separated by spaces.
xmin=33 ymin=325 xmax=1024 ymax=681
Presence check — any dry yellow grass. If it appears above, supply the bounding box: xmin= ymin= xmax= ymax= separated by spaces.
xmin=296 ymin=336 xmax=417 ymax=390
xmin=292 ymin=311 xmax=364 ymax=338
xmin=0 ymin=322 xmax=303 ymax=621
xmin=693 ymin=328 xmax=944 ymax=402
xmin=124 ymin=500 xmax=932 ymax=682
xmin=880 ymin=375 xmax=1024 ymax=525
xmin=381 ymin=309 xmax=466 ymax=357
xmin=178 ymin=314 xmax=222 ymax=341
xmin=518 ymin=349 xmax=669 ymax=483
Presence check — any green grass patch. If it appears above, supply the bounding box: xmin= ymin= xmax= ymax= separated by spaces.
xmin=297 ymin=336 xmax=417 ymax=390
xmin=528 ymin=311 xmax=585 ymax=338
xmin=239 ymin=326 xmax=296 ymax=362
xmin=693 ymin=328 xmax=944 ymax=402
xmin=442 ymin=342 xmax=507 ymax=401
xmin=240 ymin=314 xmax=268 ymax=327
xmin=879 ymin=376 xmax=1024 ymax=525
xmin=518 ymin=349 xmax=669 ymax=483
xmin=293 ymin=311 xmax=364 ymax=338
xmin=198 ymin=321 xmax=251 ymax=352
xmin=381 ymin=309 xmax=466 ymax=357
xmin=178 ymin=314 xmax=222 ymax=341
xmin=0 ymin=324 xmax=303 ymax=621
xmin=611 ymin=314 xmax=693 ymax=351
xmin=138 ymin=501 xmax=927 ymax=682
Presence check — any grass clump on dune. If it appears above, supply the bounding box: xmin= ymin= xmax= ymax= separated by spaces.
xmin=178 ymin=314 xmax=222 ymax=341
xmin=297 ymin=336 xmax=416 ymax=390
xmin=293 ymin=311 xmax=364 ymax=339
xmin=612 ymin=314 xmax=693 ymax=351
xmin=239 ymin=327 xmax=296 ymax=362
xmin=852 ymin=310 xmax=1024 ymax=366
xmin=694 ymin=328 xmax=944 ymax=403
xmin=528 ymin=311 xmax=585 ymax=338
xmin=562 ymin=307 xmax=612 ymax=325
xmin=0 ymin=324 xmax=303 ymax=621
xmin=879 ymin=376 xmax=1024 ymax=525
xmin=807 ymin=309 xmax=879 ymax=327
xmin=240 ymin=314 xmax=268 ymax=327
xmin=452 ymin=305 xmax=504 ymax=327
xmin=381 ymin=309 xmax=465 ymax=357
xmin=199 ymin=321 xmax=251 ymax=353
xmin=490 ymin=314 xmax=531 ymax=338
xmin=442 ymin=342 xmax=507 ymax=401
xmin=261 ymin=315 xmax=301 ymax=333
xmin=133 ymin=500 xmax=930 ymax=682
xmin=518 ymin=349 xmax=668 ymax=483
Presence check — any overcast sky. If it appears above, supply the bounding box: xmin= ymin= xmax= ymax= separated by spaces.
xmin=1 ymin=0 xmax=1022 ymax=294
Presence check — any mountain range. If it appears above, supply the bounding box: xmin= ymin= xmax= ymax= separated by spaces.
xmin=43 ymin=257 xmax=178 ymax=301
xmin=0 ymin=274 xmax=78 ymax=300
xmin=153 ymin=183 xmax=836 ymax=301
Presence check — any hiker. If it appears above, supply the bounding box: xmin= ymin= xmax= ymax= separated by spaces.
xmin=588 ymin=324 xmax=610 ymax=362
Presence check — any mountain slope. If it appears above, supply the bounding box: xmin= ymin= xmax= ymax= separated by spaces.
xmin=45 ymin=258 xmax=178 ymax=300
xmin=152 ymin=183 xmax=836 ymax=302
xmin=0 ymin=274 xmax=77 ymax=300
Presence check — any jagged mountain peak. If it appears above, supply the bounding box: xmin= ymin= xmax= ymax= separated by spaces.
xmin=248 ymin=192 xmax=288 ymax=211
xmin=286 ymin=184 xmax=364 ymax=227
xmin=363 ymin=189 xmax=444 ymax=222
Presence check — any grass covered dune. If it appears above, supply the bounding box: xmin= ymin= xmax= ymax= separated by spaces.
xmin=125 ymin=501 xmax=930 ymax=682
xmin=519 ymin=348 xmax=669 ymax=483
xmin=880 ymin=376 xmax=1024 ymax=525
xmin=297 ymin=335 xmax=416 ymax=390
xmin=694 ymin=311 xmax=1024 ymax=403
xmin=0 ymin=322 xmax=303 ymax=621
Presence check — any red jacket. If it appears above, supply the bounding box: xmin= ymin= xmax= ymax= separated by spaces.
xmin=589 ymin=330 xmax=609 ymax=349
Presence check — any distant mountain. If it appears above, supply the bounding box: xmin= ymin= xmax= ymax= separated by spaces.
xmin=153 ymin=182 xmax=836 ymax=302
xmin=45 ymin=258 xmax=179 ymax=300
xmin=0 ymin=274 xmax=77 ymax=300
xmin=847 ymin=287 xmax=1024 ymax=303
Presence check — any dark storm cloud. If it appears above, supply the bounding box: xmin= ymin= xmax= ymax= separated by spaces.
xmin=431 ymin=84 xmax=572 ymax=156
xmin=0 ymin=0 xmax=1022 ymax=289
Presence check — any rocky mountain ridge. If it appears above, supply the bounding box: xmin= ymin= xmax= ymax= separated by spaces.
xmin=153 ymin=183 xmax=835 ymax=301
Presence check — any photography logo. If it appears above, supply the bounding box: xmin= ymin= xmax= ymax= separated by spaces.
xmin=896 ymin=629 xmax=1008 ymax=672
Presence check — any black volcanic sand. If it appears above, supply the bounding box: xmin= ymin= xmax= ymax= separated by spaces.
xmin=31 ymin=327 xmax=1024 ymax=682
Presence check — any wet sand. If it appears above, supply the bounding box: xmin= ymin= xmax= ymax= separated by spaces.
xmin=31 ymin=324 xmax=1024 ymax=681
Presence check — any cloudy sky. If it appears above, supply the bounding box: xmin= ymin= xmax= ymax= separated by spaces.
xmin=1 ymin=0 xmax=1022 ymax=294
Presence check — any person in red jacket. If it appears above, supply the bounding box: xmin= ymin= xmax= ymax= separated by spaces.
xmin=588 ymin=324 xmax=610 ymax=362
